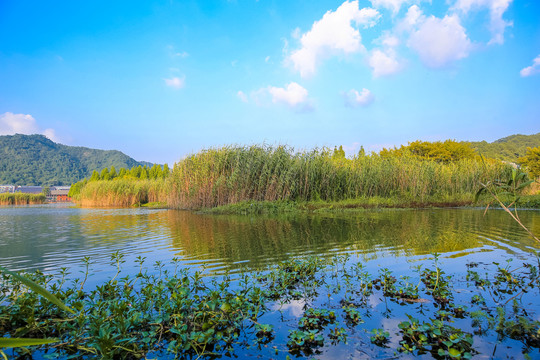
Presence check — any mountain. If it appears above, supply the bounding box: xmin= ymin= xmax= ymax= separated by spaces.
xmin=0 ymin=134 xmax=151 ymax=186
xmin=467 ymin=133 xmax=540 ymax=162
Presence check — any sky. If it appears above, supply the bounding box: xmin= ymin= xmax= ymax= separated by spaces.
xmin=0 ymin=0 xmax=539 ymax=165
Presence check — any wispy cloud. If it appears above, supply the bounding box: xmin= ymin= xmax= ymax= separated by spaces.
xmin=164 ymin=76 xmax=185 ymax=89
xmin=452 ymin=0 xmax=513 ymax=45
xmin=237 ymin=90 xmax=248 ymax=102
xmin=520 ymin=54 xmax=540 ymax=77
xmin=343 ymin=88 xmax=375 ymax=107
xmin=166 ymin=45 xmax=189 ymax=58
xmin=370 ymin=0 xmax=417 ymax=14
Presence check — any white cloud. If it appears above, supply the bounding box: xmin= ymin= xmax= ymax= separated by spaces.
xmin=0 ymin=112 xmax=59 ymax=142
xmin=453 ymin=0 xmax=512 ymax=45
xmin=164 ymin=76 xmax=185 ymax=89
xmin=520 ymin=55 xmax=540 ymax=77
xmin=408 ymin=14 xmax=472 ymax=68
xmin=397 ymin=4 xmax=424 ymax=32
xmin=370 ymin=0 xmax=414 ymax=14
xmin=288 ymin=1 xmax=380 ymax=77
xmin=268 ymin=82 xmax=313 ymax=111
xmin=369 ymin=48 xmax=401 ymax=76
xmin=253 ymin=82 xmax=313 ymax=112
xmin=381 ymin=34 xmax=400 ymax=47
xmin=237 ymin=90 xmax=248 ymax=102
xmin=343 ymin=88 xmax=375 ymax=107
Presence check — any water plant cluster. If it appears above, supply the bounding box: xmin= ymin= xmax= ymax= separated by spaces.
xmin=65 ymin=143 xmax=514 ymax=209
xmin=1 ymin=252 xmax=539 ymax=359
xmin=168 ymin=145 xmax=510 ymax=209
xmin=0 ymin=192 xmax=46 ymax=205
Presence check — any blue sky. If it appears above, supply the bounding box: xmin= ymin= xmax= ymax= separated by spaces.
xmin=0 ymin=0 xmax=539 ymax=165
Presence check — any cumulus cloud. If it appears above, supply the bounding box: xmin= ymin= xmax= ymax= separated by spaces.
xmin=397 ymin=4 xmax=424 ymax=32
xmin=288 ymin=1 xmax=380 ymax=77
xmin=520 ymin=55 xmax=540 ymax=77
xmin=407 ymin=13 xmax=471 ymax=68
xmin=343 ymin=88 xmax=375 ymax=107
xmin=164 ymin=76 xmax=185 ymax=89
xmin=369 ymin=48 xmax=401 ymax=76
xmin=253 ymin=82 xmax=313 ymax=112
xmin=237 ymin=90 xmax=248 ymax=102
xmin=268 ymin=82 xmax=313 ymax=111
xmin=453 ymin=0 xmax=513 ymax=45
xmin=0 ymin=112 xmax=58 ymax=141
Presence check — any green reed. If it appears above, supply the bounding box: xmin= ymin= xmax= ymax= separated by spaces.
xmin=0 ymin=193 xmax=46 ymax=205
xmin=72 ymin=178 xmax=169 ymax=207
xmin=167 ymin=145 xmax=511 ymax=209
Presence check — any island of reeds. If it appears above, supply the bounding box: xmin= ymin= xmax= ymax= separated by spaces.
xmin=67 ymin=140 xmax=540 ymax=211
xmin=0 ymin=192 xmax=46 ymax=205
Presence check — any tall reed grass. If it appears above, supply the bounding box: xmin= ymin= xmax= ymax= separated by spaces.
xmin=72 ymin=179 xmax=168 ymax=207
xmin=0 ymin=193 xmax=46 ymax=205
xmin=167 ymin=145 xmax=511 ymax=209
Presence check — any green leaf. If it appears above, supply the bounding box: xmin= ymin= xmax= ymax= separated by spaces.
xmin=0 ymin=266 xmax=74 ymax=314
xmin=0 ymin=338 xmax=59 ymax=348
xmin=448 ymin=347 xmax=462 ymax=358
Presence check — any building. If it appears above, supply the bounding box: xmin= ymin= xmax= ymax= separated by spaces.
xmin=15 ymin=186 xmax=43 ymax=194
xmin=49 ymin=186 xmax=71 ymax=202
xmin=0 ymin=185 xmax=15 ymax=193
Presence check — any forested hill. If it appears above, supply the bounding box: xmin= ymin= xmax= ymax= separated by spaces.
xmin=467 ymin=133 xmax=540 ymax=162
xmin=0 ymin=134 xmax=150 ymax=186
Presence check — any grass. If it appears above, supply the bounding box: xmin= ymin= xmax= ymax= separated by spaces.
xmin=0 ymin=193 xmax=46 ymax=205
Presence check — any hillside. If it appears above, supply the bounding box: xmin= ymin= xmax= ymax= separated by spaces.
xmin=467 ymin=133 xmax=540 ymax=162
xmin=0 ymin=134 xmax=150 ymax=186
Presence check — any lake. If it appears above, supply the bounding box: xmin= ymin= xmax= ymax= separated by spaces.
xmin=1 ymin=204 xmax=539 ymax=278
xmin=1 ymin=204 xmax=539 ymax=359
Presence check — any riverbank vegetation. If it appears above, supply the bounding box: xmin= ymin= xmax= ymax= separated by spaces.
xmin=68 ymin=164 xmax=170 ymax=207
xmin=67 ymin=141 xmax=540 ymax=210
xmin=0 ymin=192 xmax=46 ymax=205
xmin=1 ymin=253 xmax=539 ymax=359
xmin=167 ymin=142 xmax=510 ymax=209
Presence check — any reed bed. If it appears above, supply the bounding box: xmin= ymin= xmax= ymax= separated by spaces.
xmin=168 ymin=145 xmax=511 ymax=209
xmin=0 ymin=193 xmax=46 ymax=205
xmin=73 ymin=179 xmax=169 ymax=207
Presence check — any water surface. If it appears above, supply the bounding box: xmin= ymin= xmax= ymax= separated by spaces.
xmin=1 ymin=204 xmax=538 ymax=278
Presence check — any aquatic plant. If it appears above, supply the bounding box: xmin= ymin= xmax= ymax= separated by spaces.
xmin=1 ymin=253 xmax=540 ymax=358
xmin=0 ymin=192 xmax=46 ymax=205
xmin=168 ymin=144 xmax=510 ymax=209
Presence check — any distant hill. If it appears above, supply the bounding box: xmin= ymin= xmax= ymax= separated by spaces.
xmin=467 ymin=133 xmax=540 ymax=163
xmin=0 ymin=134 xmax=151 ymax=186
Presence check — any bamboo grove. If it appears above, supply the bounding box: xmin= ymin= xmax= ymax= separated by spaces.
xmin=68 ymin=141 xmax=517 ymax=209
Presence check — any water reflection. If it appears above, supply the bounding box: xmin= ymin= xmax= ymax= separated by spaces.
xmin=0 ymin=204 xmax=538 ymax=276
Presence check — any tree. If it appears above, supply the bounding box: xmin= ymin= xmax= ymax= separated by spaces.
xmin=162 ymin=164 xmax=170 ymax=178
xmin=90 ymin=170 xmax=100 ymax=181
xmin=109 ymin=166 xmax=117 ymax=179
xmin=100 ymin=168 xmax=110 ymax=181
xmin=332 ymin=145 xmax=346 ymax=160
xmin=518 ymin=146 xmax=540 ymax=179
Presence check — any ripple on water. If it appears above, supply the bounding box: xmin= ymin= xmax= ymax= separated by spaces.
xmin=0 ymin=206 xmax=538 ymax=279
